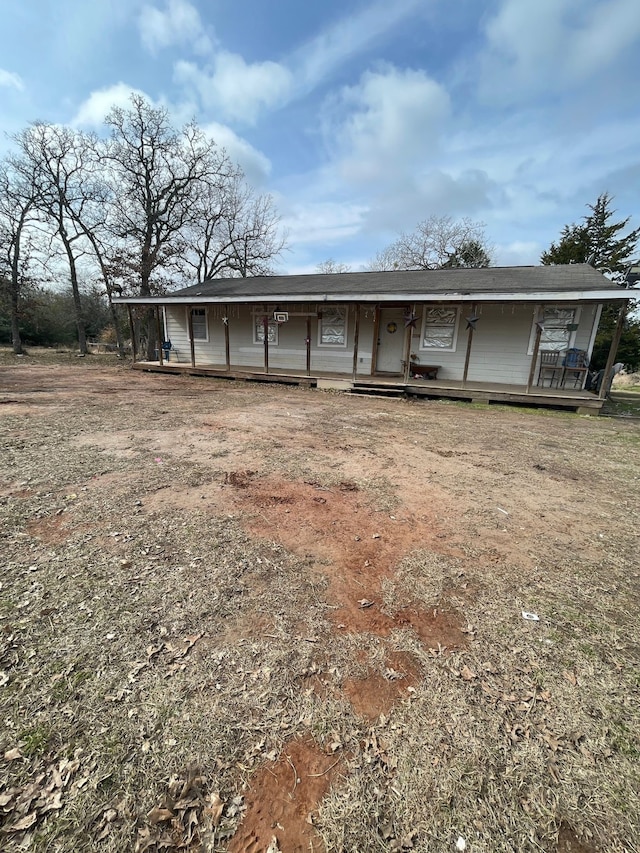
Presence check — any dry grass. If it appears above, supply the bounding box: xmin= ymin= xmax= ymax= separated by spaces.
xmin=0 ymin=350 xmax=639 ymax=852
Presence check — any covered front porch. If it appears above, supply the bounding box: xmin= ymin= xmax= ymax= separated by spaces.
xmin=132 ymin=359 xmax=605 ymax=413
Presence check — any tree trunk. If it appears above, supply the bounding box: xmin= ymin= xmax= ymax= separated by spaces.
xmin=141 ymin=240 xmax=156 ymax=360
xmin=61 ymin=233 xmax=88 ymax=354
xmin=10 ymin=281 xmax=23 ymax=355
xmin=9 ymin=232 xmax=24 ymax=355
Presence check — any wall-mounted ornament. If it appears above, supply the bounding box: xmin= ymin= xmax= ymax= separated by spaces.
xmin=386 ymin=321 xmax=397 ymax=334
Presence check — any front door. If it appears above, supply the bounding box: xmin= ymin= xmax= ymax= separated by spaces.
xmin=376 ymin=308 xmax=405 ymax=374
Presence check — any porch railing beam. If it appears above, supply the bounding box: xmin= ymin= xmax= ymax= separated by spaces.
xmin=352 ymin=303 xmax=360 ymax=381
xmin=598 ymin=299 xmax=629 ymax=399
xmin=187 ymin=307 xmax=196 ymax=368
xmin=462 ymin=303 xmax=477 ymax=387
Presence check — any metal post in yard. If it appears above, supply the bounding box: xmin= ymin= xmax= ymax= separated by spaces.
xmin=127 ymin=304 xmax=137 ymax=364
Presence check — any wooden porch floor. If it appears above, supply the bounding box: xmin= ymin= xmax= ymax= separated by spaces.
xmin=133 ymin=360 xmax=603 ymax=413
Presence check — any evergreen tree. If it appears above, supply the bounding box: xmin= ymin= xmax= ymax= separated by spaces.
xmin=541 ymin=193 xmax=640 ymax=371
xmin=541 ymin=192 xmax=640 ymax=279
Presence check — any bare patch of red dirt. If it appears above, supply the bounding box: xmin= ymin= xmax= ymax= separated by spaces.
xmin=26 ymin=514 xmax=72 ymax=546
xmin=557 ymin=825 xmax=598 ymax=853
xmin=229 ymin=736 xmax=344 ymax=853
xmin=343 ymin=650 xmax=422 ymax=721
xmin=226 ymin=475 xmax=463 ymax=637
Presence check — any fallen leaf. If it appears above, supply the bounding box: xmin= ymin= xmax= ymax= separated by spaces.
xmin=266 ymin=837 xmax=281 ymax=853
xmin=204 ymin=791 xmax=224 ymax=827
xmin=358 ymin=599 xmax=374 ymax=608
xmin=563 ymin=670 xmax=578 ymax=687
xmin=147 ymin=806 xmax=174 ymax=824
xmin=8 ymin=812 xmax=38 ymax=832
xmin=4 ymin=748 xmax=23 ymax=761
xmin=460 ymin=665 xmax=477 ymax=681
xmin=41 ymin=791 xmax=64 ymax=812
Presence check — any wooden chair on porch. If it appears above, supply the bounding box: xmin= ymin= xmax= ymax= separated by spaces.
xmin=562 ymin=349 xmax=589 ymax=389
xmin=537 ymin=351 xmax=563 ymax=387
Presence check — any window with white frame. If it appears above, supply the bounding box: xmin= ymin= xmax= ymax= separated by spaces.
xmin=253 ymin=314 xmax=278 ymax=345
xmin=420 ymin=307 xmax=459 ymax=351
xmin=535 ymin=306 xmax=579 ymax=352
xmin=318 ymin=306 xmax=347 ymax=347
xmin=191 ymin=308 xmax=208 ymax=341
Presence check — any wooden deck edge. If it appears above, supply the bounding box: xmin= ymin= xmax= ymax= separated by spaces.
xmin=132 ymin=362 xmax=603 ymax=412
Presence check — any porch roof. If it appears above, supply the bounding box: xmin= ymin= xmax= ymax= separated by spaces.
xmin=114 ymin=264 xmax=633 ymax=305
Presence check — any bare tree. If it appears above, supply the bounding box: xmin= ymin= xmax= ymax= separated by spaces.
xmin=14 ymin=124 xmax=98 ymax=353
xmin=103 ymin=95 xmax=235 ymax=356
xmin=0 ymin=154 xmax=41 ymax=354
xmin=222 ymin=190 xmax=287 ymax=278
xmin=369 ymin=215 xmax=492 ymax=271
xmin=315 ymin=258 xmax=351 ymax=274
xmin=185 ymin=172 xmax=286 ymax=281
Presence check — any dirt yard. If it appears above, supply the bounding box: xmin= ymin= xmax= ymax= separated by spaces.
xmin=1 ymin=354 xmax=639 ymax=852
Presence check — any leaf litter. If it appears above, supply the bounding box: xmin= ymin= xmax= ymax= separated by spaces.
xmin=1 ymin=355 xmax=639 ymax=852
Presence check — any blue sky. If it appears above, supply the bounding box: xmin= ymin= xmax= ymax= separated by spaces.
xmin=1 ymin=0 xmax=639 ymax=274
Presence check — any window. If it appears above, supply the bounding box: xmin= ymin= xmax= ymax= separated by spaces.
xmin=254 ymin=314 xmax=278 ymax=345
xmin=533 ymin=306 xmax=580 ymax=352
xmin=420 ymin=307 xmax=459 ymax=351
xmin=318 ymin=306 xmax=347 ymax=347
xmin=191 ymin=308 xmax=208 ymax=341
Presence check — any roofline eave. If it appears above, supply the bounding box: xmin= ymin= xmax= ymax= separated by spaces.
xmin=113 ymin=289 xmax=633 ymax=305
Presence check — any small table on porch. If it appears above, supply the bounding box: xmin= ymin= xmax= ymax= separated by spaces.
xmin=409 ymin=364 xmax=440 ymax=380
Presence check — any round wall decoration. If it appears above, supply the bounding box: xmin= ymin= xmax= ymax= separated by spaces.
xmin=386 ymin=321 xmax=397 ymax=333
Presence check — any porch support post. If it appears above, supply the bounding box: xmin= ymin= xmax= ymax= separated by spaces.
xmin=263 ymin=316 xmax=269 ymax=374
xmin=352 ymin=303 xmax=360 ymax=381
xmin=598 ymin=300 xmax=629 ymax=399
xmin=370 ymin=306 xmax=380 ymax=376
xmin=526 ymin=308 xmax=543 ymax=393
xmin=127 ymin=304 xmax=137 ymax=364
xmin=402 ymin=304 xmax=415 ymax=383
xmin=187 ymin=306 xmax=196 ymax=368
xmin=306 ymin=315 xmax=312 ymax=376
xmin=462 ymin=302 xmax=477 ymax=387
xmin=224 ymin=304 xmax=231 ymax=371
xmin=156 ymin=306 xmax=164 ymax=365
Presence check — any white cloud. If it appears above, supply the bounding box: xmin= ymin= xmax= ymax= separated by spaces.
xmin=0 ymin=68 xmax=25 ymax=91
xmin=139 ymin=0 xmax=212 ymax=55
xmin=494 ymin=241 xmax=541 ymax=266
xmin=480 ymin=0 xmax=640 ymax=101
xmin=72 ymin=82 xmax=151 ymax=127
xmin=332 ymin=66 xmax=450 ymax=188
xmin=291 ymin=0 xmax=423 ymax=91
xmin=279 ymin=200 xmax=369 ymax=247
xmin=202 ymin=122 xmax=271 ymax=185
xmin=174 ymin=55 xmax=293 ymax=125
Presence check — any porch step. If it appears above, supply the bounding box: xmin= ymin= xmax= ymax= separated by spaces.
xmin=350 ymin=382 xmax=405 ymax=398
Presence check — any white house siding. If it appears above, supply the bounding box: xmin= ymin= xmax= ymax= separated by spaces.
xmin=164 ymin=301 xmax=599 ymax=384
xmin=463 ymin=303 xmax=599 ymax=385
xmin=165 ymin=303 xmax=374 ymax=375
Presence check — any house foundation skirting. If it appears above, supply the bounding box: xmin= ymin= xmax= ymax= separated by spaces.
xmin=132 ymin=361 xmax=604 ymax=413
